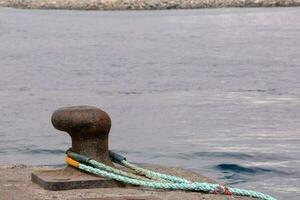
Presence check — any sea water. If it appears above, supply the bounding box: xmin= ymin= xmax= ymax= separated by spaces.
xmin=0 ymin=7 xmax=299 ymax=199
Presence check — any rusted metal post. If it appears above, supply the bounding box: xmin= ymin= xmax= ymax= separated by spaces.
xmin=31 ymin=106 xmax=124 ymax=190
xmin=51 ymin=106 xmax=113 ymax=166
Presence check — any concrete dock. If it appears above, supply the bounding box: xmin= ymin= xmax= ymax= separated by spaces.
xmin=0 ymin=164 xmax=256 ymax=200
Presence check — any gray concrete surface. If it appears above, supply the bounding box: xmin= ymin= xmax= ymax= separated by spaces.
xmin=0 ymin=164 xmax=255 ymax=200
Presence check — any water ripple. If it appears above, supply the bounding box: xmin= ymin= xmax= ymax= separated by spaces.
xmin=176 ymin=152 xmax=255 ymax=160
xmin=216 ymin=163 xmax=290 ymax=175
xmin=23 ymin=149 xmax=65 ymax=155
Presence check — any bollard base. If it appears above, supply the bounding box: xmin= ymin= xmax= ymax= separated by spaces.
xmin=31 ymin=166 xmax=126 ymax=190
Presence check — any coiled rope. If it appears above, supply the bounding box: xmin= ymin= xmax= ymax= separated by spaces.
xmin=65 ymin=150 xmax=276 ymax=200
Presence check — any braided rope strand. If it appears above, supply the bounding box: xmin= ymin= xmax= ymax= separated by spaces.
xmin=65 ymin=156 xmax=277 ymax=200
xmin=88 ymin=160 xmax=152 ymax=181
xmin=120 ymin=160 xmax=190 ymax=183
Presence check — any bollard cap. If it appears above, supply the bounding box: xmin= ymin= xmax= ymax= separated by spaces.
xmin=51 ymin=106 xmax=111 ymax=138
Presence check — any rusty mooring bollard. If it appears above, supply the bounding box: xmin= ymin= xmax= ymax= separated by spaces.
xmin=51 ymin=106 xmax=113 ymax=166
xmin=31 ymin=106 xmax=123 ymax=190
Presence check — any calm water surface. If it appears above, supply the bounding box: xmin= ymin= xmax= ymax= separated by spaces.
xmin=0 ymin=7 xmax=299 ymax=199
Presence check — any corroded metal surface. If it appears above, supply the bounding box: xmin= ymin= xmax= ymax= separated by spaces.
xmin=52 ymin=106 xmax=113 ymax=166
xmin=32 ymin=106 xmax=119 ymax=190
xmin=31 ymin=168 xmax=124 ymax=191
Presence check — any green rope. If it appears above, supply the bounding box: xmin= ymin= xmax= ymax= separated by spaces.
xmin=120 ymin=160 xmax=190 ymax=183
xmin=65 ymin=151 xmax=277 ymax=200
xmin=109 ymin=150 xmax=190 ymax=183
xmin=88 ymin=160 xmax=152 ymax=181
xmin=76 ymin=161 xmax=276 ymax=200
xmin=67 ymin=149 xmax=152 ymax=181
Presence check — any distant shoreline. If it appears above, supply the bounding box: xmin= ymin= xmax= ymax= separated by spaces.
xmin=0 ymin=0 xmax=300 ymax=10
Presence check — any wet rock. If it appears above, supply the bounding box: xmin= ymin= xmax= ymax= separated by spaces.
xmin=0 ymin=0 xmax=299 ymax=10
